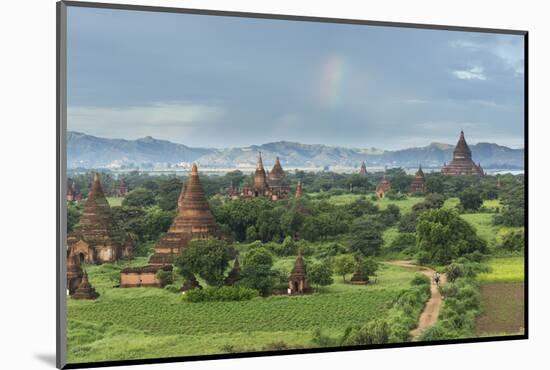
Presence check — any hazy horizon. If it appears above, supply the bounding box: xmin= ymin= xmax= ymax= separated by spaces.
xmin=67 ymin=8 xmax=525 ymax=150
xmin=69 ymin=130 xmax=524 ymax=151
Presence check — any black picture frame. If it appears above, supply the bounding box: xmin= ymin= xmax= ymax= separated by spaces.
xmin=56 ymin=1 xmax=528 ymax=368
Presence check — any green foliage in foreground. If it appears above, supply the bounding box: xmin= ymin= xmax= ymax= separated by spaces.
xmin=184 ymin=286 xmax=258 ymax=302
xmin=341 ymin=275 xmax=431 ymax=345
xmin=420 ymin=277 xmax=481 ymax=341
xmin=67 ymin=261 xmax=421 ymax=363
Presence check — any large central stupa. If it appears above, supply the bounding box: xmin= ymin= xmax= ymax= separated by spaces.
xmin=148 ymin=163 xmax=221 ymax=265
xmin=441 ymin=131 xmax=484 ymax=176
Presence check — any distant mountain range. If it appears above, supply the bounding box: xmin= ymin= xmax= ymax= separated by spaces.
xmin=67 ymin=131 xmax=524 ymax=170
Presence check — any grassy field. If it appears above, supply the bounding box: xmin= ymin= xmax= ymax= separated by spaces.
xmin=478 ymin=257 xmax=525 ymax=283
xmin=67 ymin=259 xmax=419 ymax=363
xmin=475 ymin=282 xmax=525 ymax=336
xmin=106 ymin=197 xmax=123 ymax=207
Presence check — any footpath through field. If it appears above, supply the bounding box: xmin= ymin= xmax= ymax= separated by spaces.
xmin=385 ymin=260 xmax=447 ymax=340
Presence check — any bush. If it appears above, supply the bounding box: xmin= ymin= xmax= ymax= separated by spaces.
xmin=155 ymin=270 xmax=173 ymax=287
xmin=499 ymin=230 xmax=524 ymax=252
xmin=183 ymin=286 xmax=258 ymax=302
xmin=389 ymin=233 xmax=416 ymax=252
xmin=341 ymin=319 xmax=391 ymax=345
xmin=411 ymin=274 xmax=430 ymax=286
xmin=164 ymin=284 xmax=180 ymax=294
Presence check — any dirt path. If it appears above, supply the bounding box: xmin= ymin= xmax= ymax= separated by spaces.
xmin=386 ymin=260 xmax=446 ymax=340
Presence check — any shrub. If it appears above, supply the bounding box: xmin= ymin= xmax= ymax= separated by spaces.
xmin=183 ymin=286 xmax=258 ymax=302
xmin=341 ymin=319 xmax=391 ymax=345
xmin=262 ymin=341 xmax=289 ymax=351
xmin=499 ymin=230 xmax=524 ymax=252
xmin=164 ymin=284 xmax=180 ymax=294
xmin=155 ymin=270 xmax=173 ymax=287
xmin=411 ymin=274 xmax=430 ymax=286
xmin=389 ymin=232 xmax=416 ymax=252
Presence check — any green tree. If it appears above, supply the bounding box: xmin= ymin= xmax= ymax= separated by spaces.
xmin=426 ymin=175 xmax=445 ymax=194
xmin=157 ymin=177 xmax=183 ymax=211
xmin=499 ymin=230 xmax=524 ymax=251
xmin=333 ymin=254 xmax=356 ymax=282
xmin=348 ymin=218 xmax=384 ymax=256
xmin=459 ymin=188 xmax=483 ymax=211
xmin=175 ymin=239 xmax=231 ymax=286
xmin=239 ymin=247 xmax=276 ymax=296
xmin=416 ymin=208 xmax=487 ymax=264
xmin=142 ymin=206 xmax=175 ymax=241
xmin=308 ymin=260 xmax=334 ymax=287
xmin=122 ymin=187 xmax=156 ymax=208
xmin=355 ymin=256 xmax=379 ymax=278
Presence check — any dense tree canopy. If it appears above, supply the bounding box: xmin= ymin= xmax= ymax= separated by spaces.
xmin=416 ymin=208 xmax=487 ymax=264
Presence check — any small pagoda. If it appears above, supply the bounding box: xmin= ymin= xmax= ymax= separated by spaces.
xmin=375 ymin=174 xmax=391 ymax=198
xmin=224 ymin=255 xmax=241 ymax=286
xmin=288 ymin=252 xmax=309 ymax=294
xmin=410 ymin=165 xmax=426 ymax=193
xmin=359 ymin=162 xmax=368 ymax=176
xmin=71 ymin=271 xmax=99 ymax=300
xmin=67 ymin=173 xmax=134 ymax=264
xmin=66 ymin=252 xmax=83 ymax=295
xmin=350 ymin=258 xmax=369 ymax=285
xmin=441 ymin=131 xmax=484 ymax=176
xmin=148 ymin=163 xmax=222 ymax=265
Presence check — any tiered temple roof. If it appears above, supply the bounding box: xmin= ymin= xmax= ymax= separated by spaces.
xmin=359 ymin=162 xmax=368 ymax=176
xmin=410 ymin=165 xmax=426 ymax=193
xmin=268 ymin=157 xmax=286 ymax=187
xmin=288 ymin=252 xmax=308 ymax=294
xmin=441 ymin=131 xmax=484 ymax=176
xmin=67 ymin=173 xmax=134 ymax=263
xmin=71 ymin=271 xmax=99 ymax=300
xmin=233 ymin=152 xmax=290 ymax=200
xmin=149 ymin=163 xmax=221 ymax=265
xmin=254 ymin=152 xmax=269 ymax=191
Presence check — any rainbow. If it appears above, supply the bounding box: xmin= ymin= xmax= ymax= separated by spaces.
xmin=317 ymin=54 xmax=347 ymax=109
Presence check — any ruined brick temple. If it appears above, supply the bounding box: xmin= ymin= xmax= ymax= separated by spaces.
xmin=228 ymin=152 xmax=291 ymax=201
xmin=441 ymin=131 xmax=485 ymax=176
xmin=148 ymin=163 xmax=222 ymax=266
xmin=67 ymin=173 xmax=134 ymax=264
xmin=288 ymin=252 xmax=309 ymax=294
xmin=375 ymin=174 xmax=391 ymax=198
xmin=410 ymin=165 xmax=426 ymax=193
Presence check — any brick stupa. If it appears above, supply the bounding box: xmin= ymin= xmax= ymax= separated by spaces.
xmin=288 ymin=252 xmax=309 ymax=294
xmin=410 ymin=165 xmax=426 ymax=193
xmin=441 ymin=131 xmax=484 ymax=176
xmin=71 ymin=271 xmax=99 ymax=300
xmin=67 ymin=173 xmax=134 ymax=263
xmin=149 ymin=163 xmax=222 ymax=265
xmin=66 ymin=253 xmax=83 ymax=295
xmin=375 ymin=174 xmax=391 ymax=198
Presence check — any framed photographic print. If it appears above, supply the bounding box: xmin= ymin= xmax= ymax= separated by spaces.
xmin=57 ymin=1 xmax=527 ymax=368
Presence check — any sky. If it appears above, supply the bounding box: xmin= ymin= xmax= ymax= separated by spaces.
xmin=67 ymin=7 xmax=525 ymax=150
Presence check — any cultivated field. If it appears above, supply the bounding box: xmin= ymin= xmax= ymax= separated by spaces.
xmin=67 ymin=260 xmax=419 ymax=363
xmin=475 ymin=283 xmax=525 ymax=336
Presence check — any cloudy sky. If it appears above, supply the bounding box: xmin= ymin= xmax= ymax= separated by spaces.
xmin=67 ymin=7 xmax=525 ymax=150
